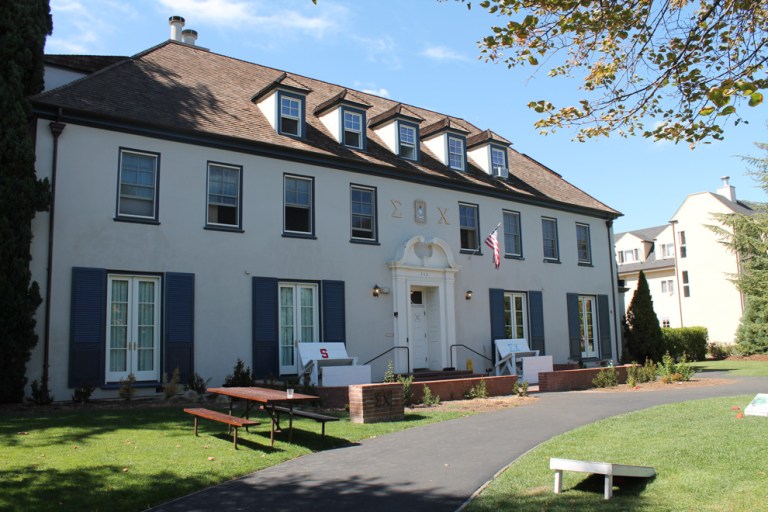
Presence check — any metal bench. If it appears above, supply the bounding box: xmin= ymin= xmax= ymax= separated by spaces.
xmin=184 ymin=407 xmax=260 ymax=449
xmin=550 ymin=457 xmax=656 ymax=500
xmin=271 ymin=405 xmax=340 ymax=436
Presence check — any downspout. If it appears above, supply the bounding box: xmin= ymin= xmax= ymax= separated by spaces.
xmin=42 ymin=117 xmax=66 ymax=388
xmin=670 ymin=220 xmax=684 ymax=327
xmin=606 ymin=219 xmax=621 ymax=362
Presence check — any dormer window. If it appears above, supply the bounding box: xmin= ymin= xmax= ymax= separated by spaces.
xmin=279 ymin=94 xmax=303 ymax=136
xmin=342 ymin=109 xmax=364 ymax=149
xmin=398 ymin=123 xmax=418 ymax=161
xmin=448 ymin=135 xmax=465 ymax=171
xmin=491 ymin=146 xmax=508 ymax=178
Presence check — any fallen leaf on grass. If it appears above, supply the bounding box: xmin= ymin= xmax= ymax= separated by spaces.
xmin=736 ymin=413 xmax=744 ymax=419
xmin=731 ymin=406 xmax=741 ymax=411
xmin=122 ymin=468 xmax=129 ymax=472
xmin=208 ymin=456 xmax=216 ymax=461
xmin=17 ymin=432 xmax=29 ymax=435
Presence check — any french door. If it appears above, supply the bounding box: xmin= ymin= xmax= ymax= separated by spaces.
xmin=578 ymin=295 xmax=599 ymax=359
xmin=106 ymin=275 xmax=161 ymax=382
xmin=504 ymin=292 xmax=528 ymax=340
xmin=278 ymin=283 xmax=319 ymax=374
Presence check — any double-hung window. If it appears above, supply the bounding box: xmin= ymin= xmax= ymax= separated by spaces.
xmin=284 ymin=175 xmax=313 ymax=236
xmin=448 ymin=135 xmax=465 ymax=171
xmin=279 ymin=94 xmax=303 ymax=137
xmin=459 ymin=203 xmax=480 ymax=252
xmin=398 ymin=123 xmax=418 ymax=160
xmin=503 ymin=210 xmax=522 ymax=258
xmin=491 ymin=146 xmax=508 ymax=178
xmin=576 ymin=223 xmax=592 ymax=264
xmin=117 ymin=149 xmax=159 ymax=221
xmin=679 ymin=231 xmax=687 ymax=258
xmin=350 ymin=185 xmax=377 ymax=241
xmin=661 ymin=243 xmax=675 ymax=258
xmin=343 ymin=110 xmax=364 ymax=149
xmin=206 ymin=162 xmax=241 ymax=229
xmin=542 ymin=217 xmax=559 ymax=261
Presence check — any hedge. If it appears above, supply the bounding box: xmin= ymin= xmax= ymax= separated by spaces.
xmin=661 ymin=327 xmax=708 ymax=361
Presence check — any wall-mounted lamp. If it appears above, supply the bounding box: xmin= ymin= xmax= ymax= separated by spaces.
xmin=465 ymin=290 xmax=473 ymax=301
xmin=373 ymin=284 xmax=382 ymax=297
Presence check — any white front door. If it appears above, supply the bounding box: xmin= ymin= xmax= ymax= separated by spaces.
xmin=579 ymin=295 xmax=599 ymax=359
xmin=410 ymin=289 xmax=429 ymax=369
xmin=106 ymin=275 xmax=161 ymax=383
xmin=279 ymin=283 xmax=319 ymax=374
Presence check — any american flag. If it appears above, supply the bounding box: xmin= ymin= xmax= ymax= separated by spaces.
xmin=484 ymin=223 xmax=501 ymax=269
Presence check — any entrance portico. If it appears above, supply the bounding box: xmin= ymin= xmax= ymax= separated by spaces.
xmin=387 ymin=236 xmax=460 ymax=373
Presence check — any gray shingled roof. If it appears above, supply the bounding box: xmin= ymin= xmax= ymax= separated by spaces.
xmin=34 ymin=41 xmax=620 ymax=218
xmin=614 ymin=224 xmax=668 ymax=242
xmin=44 ymin=54 xmax=128 ymax=74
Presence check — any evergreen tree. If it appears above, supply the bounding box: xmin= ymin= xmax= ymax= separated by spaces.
xmin=0 ymin=1 xmax=52 ymax=403
xmin=736 ymin=297 xmax=768 ymax=355
xmin=625 ymin=271 xmax=664 ymax=363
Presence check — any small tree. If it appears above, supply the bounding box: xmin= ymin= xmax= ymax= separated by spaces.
xmin=625 ymin=271 xmax=664 ymax=363
xmin=736 ymin=297 xmax=768 ymax=355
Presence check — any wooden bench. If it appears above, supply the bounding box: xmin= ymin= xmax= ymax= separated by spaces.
xmin=550 ymin=457 xmax=656 ymax=500
xmin=184 ymin=408 xmax=260 ymax=449
xmin=271 ymin=406 xmax=339 ymax=436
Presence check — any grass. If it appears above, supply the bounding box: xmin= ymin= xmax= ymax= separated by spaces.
xmin=0 ymin=403 xmax=469 ymax=512
xmin=693 ymin=359 xmax=768 ymax=377
xmin=466 ymin=395 xmax=768 ymax=512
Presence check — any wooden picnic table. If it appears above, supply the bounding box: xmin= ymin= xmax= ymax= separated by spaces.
xmin=207 ymin=387 xmax=318 ymax=446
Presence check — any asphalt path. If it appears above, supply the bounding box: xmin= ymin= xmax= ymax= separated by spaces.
xmin=150 ymin=373 xmax=768 ymax=512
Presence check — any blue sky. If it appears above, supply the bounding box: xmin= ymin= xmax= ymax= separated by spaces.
xmin=46 ymin=0 xmax=767 ymax=233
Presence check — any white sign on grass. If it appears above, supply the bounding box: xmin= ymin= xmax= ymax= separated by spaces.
xmin=744 ymin=393 xmax=768 ymax=417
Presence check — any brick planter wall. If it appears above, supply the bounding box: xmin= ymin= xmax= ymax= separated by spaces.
xmin=411 ymin=375 xmax=517 ymax=403
xmin=538 ymin=365 xmax=630 ymax=392
xmin=349 ymin=382 xmax=404 ymax=424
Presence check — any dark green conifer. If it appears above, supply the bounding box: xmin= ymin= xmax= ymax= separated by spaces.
xmin=624 ymin=271 xmax=664 ymax=363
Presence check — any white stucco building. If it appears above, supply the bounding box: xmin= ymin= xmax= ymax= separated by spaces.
xmin=29 ymin=18 xmax=622 ymax=399
xmin=615 ymin=177 xmax=752 ymax=344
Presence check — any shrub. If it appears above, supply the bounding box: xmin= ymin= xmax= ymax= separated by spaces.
xmin=592 ymin=365 xmax=619 ymax=388
xmin=513 ymin=380 xmax=529 ymax=397
xmin=72 ymin=383 xmax=95 ymax=404
xmin=30 ymin=379 xmax=54 ymax=405
xmin=119 ymin=373 xmax=136 ymax=400
xmin=383 ymin=360 xmax=395 ymax=383
xmin=625 ymin=271 xmax=664 ymax=362
xmin=223 ymin=358 xmax=255 ymax=387
xmin=397 ymin=374 xmax=414 ymax=405
xmin=163 ymin=367 xmax=180 ymax=399
xmin=707 ymin=342 xmax=731 ymax=360
xmin=464 ymin=379 xmax=488 ymax=399
xmin=421 ymin=385 xmax=440 ymax=407
xmin=184 ymin=372 xmax=210 ymax=394
xmin=662 ymin=327 xmax=708 ymax=361
xmin=657 ymin=352 xmax=696 ymax=383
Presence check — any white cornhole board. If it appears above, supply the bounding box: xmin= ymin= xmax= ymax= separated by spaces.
xmin=298 ymin=342 xmax=366 ymax=386
xmin=745 ymin=393 xmax=768 ymax=417
xmin=322 ymin=365 xmax=372 ymax=387
xmin=521 ymin=355 xmax=553 ymax=384
xmin=550 ymin=457 xmax=656 ymax=500
xmin=494 ymin=339 xmax=539 ymax=377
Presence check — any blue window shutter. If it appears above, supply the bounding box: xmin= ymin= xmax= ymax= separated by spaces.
xmin=489 ymin=288 xmax=506 ymax=363
xmin=252 ymin=277 xmax=279 ymax=379
xmin=69 ymin=267 xmax=106 ymax=388
xmin=528 ymin=291 xmax=545 ymax=354
xmin=597 ymin=294 xmax=612 ymax=358
xmin=322 ymin=280 xmax=346 ymax=343
xmin=566 ymin=293 xmax=582 ymax=360
xmin=164 ymin=273 xmax=195 ymax=383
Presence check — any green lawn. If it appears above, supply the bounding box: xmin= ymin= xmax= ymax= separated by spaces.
xmin=466 ymin=395 xmax=768 ymax=512
xmin=693 ymin=359 xmax=768 ymax=376
xmin=0 ymin=404 xmax=468 ymax=512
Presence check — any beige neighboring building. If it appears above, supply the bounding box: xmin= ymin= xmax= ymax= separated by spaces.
xmin=615 ymin=177 xmax=753 ymax=344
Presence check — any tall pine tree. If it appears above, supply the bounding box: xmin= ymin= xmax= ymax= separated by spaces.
xmin=0 ymin=1 xmax=52 ymax=403
xmin=625 ymin=271 xmax=664 ymax=363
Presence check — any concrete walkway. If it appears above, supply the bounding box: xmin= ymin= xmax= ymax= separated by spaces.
xmin=150 ymin=374 xmax=768 ymax=512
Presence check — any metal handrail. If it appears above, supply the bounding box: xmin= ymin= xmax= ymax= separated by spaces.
xmin=363 ymin=345 xmax=410 ymax=374
xmin=449 ymin=343 xmax=493 ymax=370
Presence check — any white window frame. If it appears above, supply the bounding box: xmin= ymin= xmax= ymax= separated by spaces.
xmin=503 ymin=210 xmax=522 ymax=257
xmin=283 ymin=174 xmax=313 ymax=235
xmin=278 ymin=282 xmax=319 ymax=375
xmin=279 ymin=94 xmax=303 ymax=137
xmin=206 ymin=162 xmax=241 ymax=229
xmin=350 ymin=184 xmax=377 ymax=241
xmin=491 ymin=146 xmax=508 ymax=177
xmin=117 ymin=149 xmax=159 ymax=220
xmin=576 ymin=223 xmax=592 ymax=264
xmin=542 ymin=217 xmax=559 ymax=261
xmin=504 ymin=292 xmax=528 ymax=340
xmin=447 ymin=135 xmax=465 ymax=171
xmin=459 ymin=202 xmax=480 ymax=252
xmin=398 ymin=123 xmax=418 ymax=160
xmin=106 ymin=274 xmax=161 ymax=383
xmin=343 ymin=110 xmax=363 ymax=149
xmin=578 ymin=295 xmax=599 ymax=359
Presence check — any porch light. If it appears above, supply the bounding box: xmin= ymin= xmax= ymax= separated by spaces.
xmin=465 ymin=290 xmax=473 ymax=300
xmin=373 ymin=284 xmax=381 ymax=297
